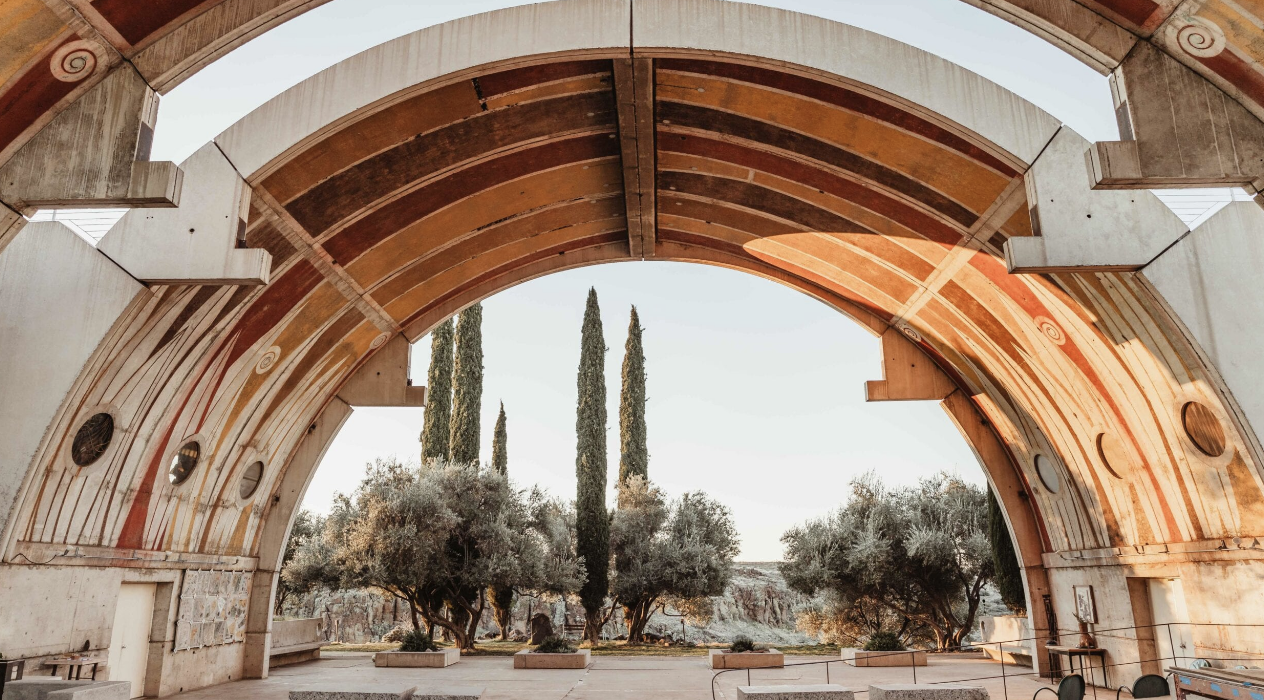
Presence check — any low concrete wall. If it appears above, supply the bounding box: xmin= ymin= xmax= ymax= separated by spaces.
xmin=710 ymin=649 xmax=785 ymax=669
xmin=271 ymin=618 xmax=324 ymax=651
xmin=978 ymin=616 xmax=1034 ymax=666
xmin=842 ymin=649 xmax=928 ymax=667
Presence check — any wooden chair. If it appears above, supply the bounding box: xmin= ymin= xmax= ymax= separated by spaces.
xmin=1116 ymin=675 xmax=1170 ymax=700
xmin=1036 ymin=674 xmax=1086 ymax=700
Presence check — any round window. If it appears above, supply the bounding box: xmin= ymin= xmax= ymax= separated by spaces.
xmin=71 ymin=413 xmax=114 ymax=467
xmin=239 ymin=461 xmax=264 ymax=500
xmin=1182 ymin=401 xmax=1226 ymax=457
xmin=168 ymin=441 xmax=201 ymax=485
xmin=1035 ymin=454 xmax=1060 ymax=494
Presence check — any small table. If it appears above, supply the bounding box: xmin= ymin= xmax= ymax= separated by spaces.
xmin=1168 ymin=666 xmax=1264 ymax=700
xmin=1047 ymin=646 xmax=1108 ymax=688
xmin=44 ymin=657 xmax=102 ymax=680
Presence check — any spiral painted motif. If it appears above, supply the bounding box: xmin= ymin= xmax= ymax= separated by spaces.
xmin=370 ymin=332 xmax=391 ymax=349
xmin=1171 ymin=15 xmax=1226 ymax=59
xmin=897 ymin=323 xmax=922 ymax=343
xmin=50 ymin=41 xmax=102 ymax=82
xmin=1034 ymin=316 xmax=1066 ymax=346
xmin=254 ymin=346 xmax=282 ymax=374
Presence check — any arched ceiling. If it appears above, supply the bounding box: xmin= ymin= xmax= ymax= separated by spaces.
xmin=13 ymin=38 xmax=1263 ymax=577
xmin=2 ymin=0 xmax=1263 ymax=172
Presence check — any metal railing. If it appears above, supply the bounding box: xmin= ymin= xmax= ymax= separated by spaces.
xmin=709 ymin=622 xmax=1264 ymax=700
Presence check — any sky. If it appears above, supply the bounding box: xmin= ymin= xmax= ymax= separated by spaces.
xmin=150 ymin=0 xmax=1124 ymax=561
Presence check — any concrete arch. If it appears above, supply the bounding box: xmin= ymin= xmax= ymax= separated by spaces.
xmin=3 ymin=1 xmax=1264 ymax=693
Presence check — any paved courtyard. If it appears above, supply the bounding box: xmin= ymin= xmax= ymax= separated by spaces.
xmin=174 ymin=653 xmax=1148 ymax=700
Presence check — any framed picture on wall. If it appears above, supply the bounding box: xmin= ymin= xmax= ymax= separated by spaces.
xmin=1073 ymin=585 xmax=1097 ymax=623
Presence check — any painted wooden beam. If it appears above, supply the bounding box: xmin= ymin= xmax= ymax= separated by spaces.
xmin=613 ymin=56 xmax=657 ymax=259
xmin=865 ymin=326 xmax=956 ymax=402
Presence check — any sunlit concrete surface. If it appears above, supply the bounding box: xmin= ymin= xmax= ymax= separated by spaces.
xmin=172 ymin=653 xmax=1119 ymax=700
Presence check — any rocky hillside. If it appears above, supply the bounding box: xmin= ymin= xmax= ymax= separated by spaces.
xmin=282 ymin=562 xmax=815 ymax=645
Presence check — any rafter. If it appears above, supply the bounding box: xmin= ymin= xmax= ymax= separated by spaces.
xmin=612 ymin=57 xmax=657 ymax=259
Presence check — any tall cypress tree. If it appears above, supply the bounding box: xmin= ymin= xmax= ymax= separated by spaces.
xmin=449 ymin=303 xmax=483 ymax=465
xmin=488 ymin=401 xmax=514 ymax=638
xmin=618 ymin=306 xmax=647 ymax=498
xmin=420 ymin=319 xmax=455 ymax=461
xmin=491 ymin=402 xmax=508 ymax=475
xmin=575 ymin=288 xmax=610 ymax=642
xmin=989 ymin=489 xmax=1027 ymax=614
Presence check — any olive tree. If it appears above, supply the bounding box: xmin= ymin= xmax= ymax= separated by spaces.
xmin=610 ymin=476 xmax=740 ymax=643
xmin=781 ymin=472 xmax=994 ymax=650
xmin=288 ymin=458 xmax=583 ymax=650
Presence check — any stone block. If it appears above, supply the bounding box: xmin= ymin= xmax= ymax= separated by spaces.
xmin=868 ymin=684 xmax=987 ymax=700
xmin=512 ymin=649 xmax=591 ymax=669
xmin=3 ymin=679 xmax=130 ymax=700
xmin=842 ymin=649 xmax=928 ymax=667
xmin=374 ymin=649 xmax=460 ymax=668
xmin=710 ymin=649 xmax=785 ymax=669
xmin=738 ymin=684 xmax=858 ymax=700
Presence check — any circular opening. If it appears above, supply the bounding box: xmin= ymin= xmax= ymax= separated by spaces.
xmin=1182 ymin=402 xmax=1226 ymax=457
xmin=168 ymin=441 xmax=201 ymax=485
xmin=70 ymin=413 xmax=114 ymax=467
xmin=1035 ymin=454 xmax=1061 ymax=494
xmin=1095 ymin=433 xmax=1126 ymax=479
xmin=238 ymin=461 xmax=264 ymax=500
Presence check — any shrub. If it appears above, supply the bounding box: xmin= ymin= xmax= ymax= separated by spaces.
xmin=399 ymin=629 xmax=439 ymax=652
xmin=535 ymin=636 xmax=576 ymax=654
xmin=863 ymin=630 xmax=905 ymax=651
xmin=381 ymin=626 xmax=410 ymax=643
xmin=730 ymin=635 xmax=757 ymax=653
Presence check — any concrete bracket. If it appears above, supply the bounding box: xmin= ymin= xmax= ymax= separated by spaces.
xmin=865 ymin=326 xmax=955 ymax=402
xmin=1006 ymin=128 xmax=1188 ymax=272
xmin=0 ymin=203 xmax=23 ymax=256
xmin=1089 ymin=41 xmax=1264 ymax=190
xmin=0 ymin=66 xmax=182 ymax=212
xmin=97 ymin=143 xmax=270 ymax=285
xmin=336 ymin=334 xmax=426 ymax=407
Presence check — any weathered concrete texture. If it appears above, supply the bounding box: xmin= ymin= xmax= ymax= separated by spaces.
xmin=868 ymin=685 xmax=988 ymax=700
xmin=1090 ymin=42 xmax=1264 ymax=190
xmin=1142 ymin=201 xmax=1264 ymax=451
xmin=0 ymin=222 xmax=145 ymax=548
xmin=842 ymin=650 xmax=928 ymax=667
xmin=374 ymin=650 xmax=460 ymax=668
xmin=865 ymin=327 xmax=955 ymax=402
xmin=512 ymin=650 xmax=590 ymax=669
xmin=1004 ymin=128 xmax=1188 ymax=272
xmin=2 ymin=679 xmax=130 ymax=700
xmin=0 ymin=67 xmax=181 ymax=212
xmin=738 ymin=685 xmax=857 ymax=700
xmin=271 ymin=618 xmax=325 ymax=667
xmin=337 ymin=335 xmax=425 ymax=407
xmin=710 ymin=649 xmax=785 ymax=669
xmin=97 ymin=143 xmax=269 ymax=285
xmin=288 ymin=690 xmax=416 ymax=700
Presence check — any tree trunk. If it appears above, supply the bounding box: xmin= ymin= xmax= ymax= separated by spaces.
xmin=624 ymin=598 xmax=655 ymax=644
xmin=490 ymin=585 xmax=515 ymax=640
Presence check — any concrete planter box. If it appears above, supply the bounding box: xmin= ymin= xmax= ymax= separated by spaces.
xmin=710 ymin=649 xmax=785 ymax=669
xmin=868 ymin=684 xmax=986 ymax=700
xmin=513 ymin=649 xmax=591 ymax=669
xmin=373 ymin=648 xmax=460 ymax=667
xmin=842 ymin=649 xmax=927 ymax=667
xmin=738 ymin=684 xmax=857 ymax=700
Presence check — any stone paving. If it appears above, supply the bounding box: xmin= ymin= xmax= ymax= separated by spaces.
xmin=171 ymin=652 xmax=1161 ymax=700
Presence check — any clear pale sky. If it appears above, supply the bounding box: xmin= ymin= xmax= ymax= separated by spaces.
xmin=151 ymin=0 xmax=1121 ymax=560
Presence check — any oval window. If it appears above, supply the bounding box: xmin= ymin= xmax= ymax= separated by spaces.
xmin=1095 ymin=433 xmax=1126 ymax=479
xmin=239 ymin=461 xmax=264 ymax=500
xmin=1182 ymin=402 xmax=1226 ymax=457
xmin=168 ymin=441 xmax=201 ymax=485
xmin=71 ymin=413 xmax=114 ymax=467
xmin=1035 ymin=454 xmax=1060 ymax=494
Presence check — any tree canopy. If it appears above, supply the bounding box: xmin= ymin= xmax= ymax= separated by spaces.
xmin=780 ymin=472 xmax=994 ymax=650
xmin=611 ymin=476 xmax=740 ymax=643
xmin=618 ymin=306 xmax=647 ymax=493
xmin=575 ymin=287 xmax=610 ymax=642
xmin=284 ymin=458 xmax=582 ymax=649
xmin=420 ymin=319 xmax=454 ymax=461
xmin=449 ymin=304 xmax=483 ymax=465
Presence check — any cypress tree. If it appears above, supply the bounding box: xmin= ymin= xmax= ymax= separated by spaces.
xmin=491 ymin=402 xmax=508 ymax=474
xmin=420 ymin=319 xmax=455 ymax=461
xmin=575 ymin=288 xmax=610 ymax=642
xmin=449 ymin=303 xmax=483 ymax=465
xmin=488 ymin=401 xmax=514 ymax=637
xmin=618 ymin=306 xmax=647 ymax=497
xmin=988 ymin=489 xmax=1027 ymax=615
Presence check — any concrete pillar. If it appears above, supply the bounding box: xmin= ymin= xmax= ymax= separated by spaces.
xmin=242 ymin=397 xmax=353 ymax=678
xmin=865 ymin=326 xmax=955 ymax=402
